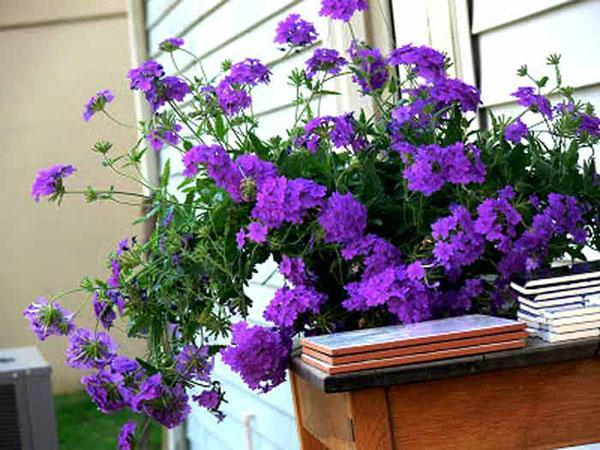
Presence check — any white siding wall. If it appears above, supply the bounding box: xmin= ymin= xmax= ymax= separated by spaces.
xmin=144 ymin=1 xmax=334 ymax=449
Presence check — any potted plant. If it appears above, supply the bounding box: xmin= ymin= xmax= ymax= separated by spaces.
xmin=24 ymin=0 xmax=599 ymax=448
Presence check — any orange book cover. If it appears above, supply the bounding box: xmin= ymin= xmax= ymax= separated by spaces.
xmin=301 ymin=339 xmax=526 ymax=375
xmin=302 ymin=330 xmax=528 ymax=365
xmin=300 ymin=314 xmax=525 ymax=356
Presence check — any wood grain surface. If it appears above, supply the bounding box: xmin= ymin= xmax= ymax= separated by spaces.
xmin=387 ymin=358 xmax=600 ymax=449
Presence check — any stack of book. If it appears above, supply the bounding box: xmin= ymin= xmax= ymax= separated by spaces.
xmin=511 ymin=261 xmax=600 ymax=343
xmin=300 ymin=314 xmax=526 ymax=375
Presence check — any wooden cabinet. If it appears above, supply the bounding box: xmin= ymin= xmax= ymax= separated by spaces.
xmin=291 ymin=337 xmax=600 ymax=449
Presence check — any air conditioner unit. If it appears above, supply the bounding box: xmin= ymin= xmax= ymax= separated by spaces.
xmin=0 ymin=346 xmax=58 ymax=450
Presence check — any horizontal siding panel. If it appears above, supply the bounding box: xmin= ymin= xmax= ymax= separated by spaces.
xmin=146 ymin=0 xmax=180 ymax=30
xmin=147 ymin=0 xmax=226 ymax=54
xmin=192 ymin=369 xmax=298 ymax=449
xmin=472 ymin=0 xmax=575 ymax=34
xmin=477 ymin=0 xmax=600 ymax=108
xmin=173 ymin=0 xmax=301 ymax=68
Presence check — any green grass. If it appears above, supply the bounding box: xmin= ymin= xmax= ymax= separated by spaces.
xmin=55 ymin=391 xmax=162 ymax=450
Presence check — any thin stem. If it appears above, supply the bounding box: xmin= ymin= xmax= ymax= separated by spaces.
xmin=101 ymin=110 xmax=137 ymax=129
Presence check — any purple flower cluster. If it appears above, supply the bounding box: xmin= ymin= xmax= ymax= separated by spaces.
xmin=131 ymin=374 xmax=191 ymax=428
xmin=305 ymin=48 xmax=347 ymax=79
xmin=579 ymin=113 xmax=600 ymax=137
xmin=342 ymin=234 xmax=402 ymax=277
xmin=498 ymin=193 xmax=587 ymax=277
xmin=264 ymin=285 xmax=325 ymax=328
xmin=296 ymin=114 xmax=366 ymax=152
xmin=251 ymin=176 xmax=326 ymax=228
xmin=193 ymin=389 xmax=221 ymax=411
xmin=474 ymin=186 xmax=522 ymax=251
xmin=504 ymin=118 xmax=529 ymax=143
xmin=274 ymin=14 xmax=318 ymax=47
xmin=343 ymin=263 xmax=432 ymax=323
xmin=400 ymin=143 xmax=486 ymax=196
xmin=279 ymin=255 xmax=314 ymax=286
xmin=388 ymin=44 xmax=446 ymax=82
xmin=83 ymin=90 xmax=114 ymax=122
xmin=319 ymin=0 xmax=368 ymax=21
xmin=429 ymin=77 xmax=481 ymax=112
xmin=23 ymin=297 xmax=74 ymax=341
xmin=318 ymin=192 xmax=367 ymax=244
xmin=431 ymin=205 xmax=485 ymax=277
xmin=65 ymin=328 xmax=117 ymax=370
xmin=175 ymin=344 xmax=214 ymax=382
xmin=432 ymin=278 xmax=484 ymax=315
xmin=31 ymin=164 xmax=76 ymax=202
xmin=146 ymin=123 xmax=182 ymax=151
xmin=182 ymin=144 xmax=243 ymax=200
xmin=128 ymin=60 xmax=189 ymax=111
xmin=118 ymin=422 xmax=137 ymax=450
xmin=159 ymin=37 xmax=184 ymax=52
xmin=511 ymin=87 xmax=553 ymax=118
xmin=348 ymin=42 xmax=389 ymax=94
xmin=221 ymin=322 xmax=291 ymax=392
xmin=216 ymin=58 xmax=271 ymax=115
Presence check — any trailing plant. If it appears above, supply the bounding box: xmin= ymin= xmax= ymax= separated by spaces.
xmin=25 ymin=1 xmax=599 ymax=447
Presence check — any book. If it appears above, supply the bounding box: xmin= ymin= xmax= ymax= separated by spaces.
xmin=527 ymin=328 xmax=600 ymax=343
xmin=518 ymin=285 xmax=600 ymax=302
xmin=525 ymin=320 xmax=600 ymax=334
xmin=300 ymin=314 xmax=525 ymax=356
xmin=302 ymin=330 xmax=528 ymax=365
xmin=518 ymin=295 xmax=583 ymax=309
xmin=518 ymin=310 xmax=600 ymax=326
xmin=301 ymin=339 xmax=526 ymax=375
xmin=510 ymin=278 xmax=600 ymax=296
xmin=511 ymin=260 xmax=600 ymax=289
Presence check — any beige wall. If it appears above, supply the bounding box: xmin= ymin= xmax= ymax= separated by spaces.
xmin=0 ymin=1 xmax=146 ymax=393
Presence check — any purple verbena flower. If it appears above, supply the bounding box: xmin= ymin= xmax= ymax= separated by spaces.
xmin=387 ymin=44 xmax=446 ymax=82
xmin=511 ymin=87 xmax=553 ymax=118
xmin=578 ymin=113 xmax=600 ymax=137
xmin=264 ymin=285 xmax=325 ymax=328
xmin=65 ymin=328 xmax=117 ymax=370
xmin=131 ymin=374 xmax=191 ymax=429
xmin=251 ymin=176 xmax=326 ymax=229
xmin=82 ymin=369 xmax=127 ymax=413
xmin=431 ymin=205 xmax=485 ymax=277
xmin=146 ymin=123 xmax=182 ymax=151
xmin=159 ymin=37 xmax=184 ymax=52
xmin=221 ymin=322 xmax=291 ymax=393
xmin=193 ymin=389 xmax=221 ymax=410
xmin=274 ymin=14 xmax=318 ymax=47
xmin=319 ymin=0 xmax=368 ymax=22
xmin=83 ymin=90 xmax=114 ymax=122
xmin=182 ymin=144 xmax=243 ymax=201
xmin=305 ymin=48 xmax=347 ymax=79
xmin=318 ymin=192 xmax=367 ymax=244
xmin=430 ymin=78 xmax=481 ymax=112
xmin=23 ymin=297 xmax=74 ymax=341
xmin=401 ymin=143 xmax=486 ymax=196
xmin=31 ymin=164 xmax=76 ymax=202
xmin=279 ymin=255 xmax=313 ymax=286
xmin=127 ymin=60 xmax=164 ymax=93
xmin=504 ymin=118 xmax=529 ymax=143
xmin=343 ymin=264 xmax=432 ymax=323
xmin=215 ymin=82 xmax=252 ymax=116
xmin=118 ymin=421 xmax=137 ymax=450
xmin=342 ymin=234 xmax=402 ymax=277
xmin=175 ymin=344 xmax=213 ymax=382
xmin=348 ymin=42 xmax=389 ymax=94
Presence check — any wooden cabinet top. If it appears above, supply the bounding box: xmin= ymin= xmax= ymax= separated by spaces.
xmin=291 ymin=336 xmax=600 ymax=393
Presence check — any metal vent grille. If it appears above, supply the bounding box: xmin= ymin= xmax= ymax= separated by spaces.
xmin=0 ymin=383 xmax=22 ymax=450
